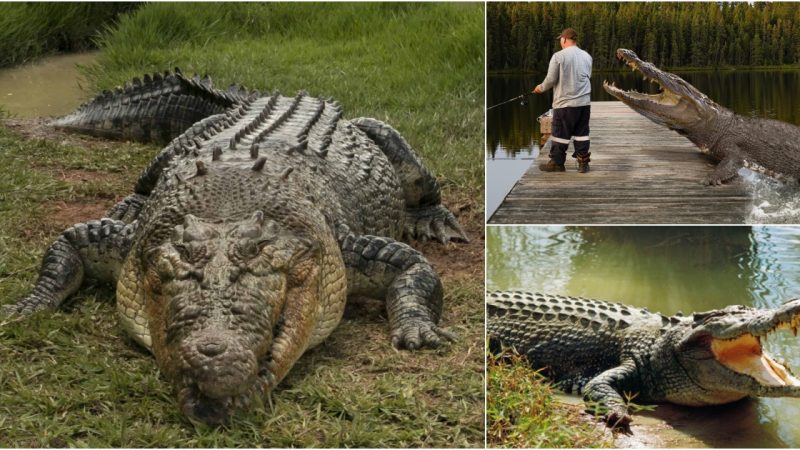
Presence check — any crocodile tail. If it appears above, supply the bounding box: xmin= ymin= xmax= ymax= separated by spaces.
xmin=49 ymin=68 xmax=253 ymax=145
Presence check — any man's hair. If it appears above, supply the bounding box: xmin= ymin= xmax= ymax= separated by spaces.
xmin=557 ymin=28 xmax=578 ymax=42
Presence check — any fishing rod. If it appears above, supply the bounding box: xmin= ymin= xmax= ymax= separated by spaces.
xmin=486 ymin=92 xmax=531 ymax=111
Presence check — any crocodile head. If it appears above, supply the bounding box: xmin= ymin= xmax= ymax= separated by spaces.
xmin=603 ymin=48 xmax=724 ymax=132
xmin=669 ymin=299 xmax=800 ymax=405
xmin=142 ymin=211 xmax=325 ymax=425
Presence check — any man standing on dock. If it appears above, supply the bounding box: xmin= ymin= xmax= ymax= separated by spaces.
xmin=533 ymin=28 xmax=593 ymax=173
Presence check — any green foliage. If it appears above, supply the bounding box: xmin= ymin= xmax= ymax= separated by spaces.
xmin=84 ymin=2 xmax=485 ymax=197
xmin=487 ymin=348 xmax=612 ymax=448
xmin=0 ymin=3 xmax=137 ymax=68
xmin=488 ymin=2 xmax=800 ymax=71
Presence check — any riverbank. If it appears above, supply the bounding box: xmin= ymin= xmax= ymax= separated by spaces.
xmin=487 ymin=349 xmax=612 ymax=448
xmin=0 ymin=3 xmax=484 ymax=446
xmin=0 ymin=3 xmax=135 ymax=68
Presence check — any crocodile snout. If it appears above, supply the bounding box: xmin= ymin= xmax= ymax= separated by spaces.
xmin=180 ymin=332 xmax=258 ymax=399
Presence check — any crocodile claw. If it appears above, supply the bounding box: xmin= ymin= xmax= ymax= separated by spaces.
xmin=405 ymin=205 xmax=469 ymax=244
xmin=701 ymin=177 xmax=725 ymax=186
xmin=391 ymin=323 xmax=457 ymax=350
xmin=605 ymin=409 xmax=633 ymax=429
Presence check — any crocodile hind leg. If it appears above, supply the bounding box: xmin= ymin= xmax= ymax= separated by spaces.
xmin=351 ymin=117 xmax=468 ymax=244
xmin=3 ymin=219 xmax=134 ymax=314
xmin=338 ymin=226 xmax=456 ymax=349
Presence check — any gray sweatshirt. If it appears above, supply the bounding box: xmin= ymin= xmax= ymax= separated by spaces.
xmin=539 ymin=46 xmax=593 ymax=108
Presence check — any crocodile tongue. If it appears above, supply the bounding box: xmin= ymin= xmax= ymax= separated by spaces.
xmin=711 ymin=334 xmax=800 ymax=387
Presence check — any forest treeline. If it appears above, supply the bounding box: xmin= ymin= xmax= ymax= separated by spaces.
xmin=488 ymin=2 xmax=800 ymax=72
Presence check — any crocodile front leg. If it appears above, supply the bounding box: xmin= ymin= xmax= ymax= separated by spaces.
xmin=352 ymin=117 xmax=468 ymax=244
xmin=4 ymin=219 xmax=134 ymax=314
xmin=338 ymin=226 xmax=456 ymax=349
xmin=583 ymin=361 xmax=640 ymax=427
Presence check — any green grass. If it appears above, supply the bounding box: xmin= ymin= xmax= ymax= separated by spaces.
xmin=0 ymin=3 xmax=137 ymax=68
xmin=0 ymin=3 xmax=484 ymax=447
xmin=487 ymin=349 xmax=612 ymax=448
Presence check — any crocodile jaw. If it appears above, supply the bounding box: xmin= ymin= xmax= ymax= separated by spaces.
xmin=711 ymin=334 xmax=800 ymax=387
xmin=602 ymin=48 xmax=716 ymax=129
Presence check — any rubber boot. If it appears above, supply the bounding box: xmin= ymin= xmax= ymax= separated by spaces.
xmin=539 ymin=159 xmax=565 ymax=172
xmin=576 ymin=153 xmax=591 ymax=173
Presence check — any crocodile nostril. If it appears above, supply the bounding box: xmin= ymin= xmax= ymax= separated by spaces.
xmin=197 ymin=341 xmax=227 ymax=357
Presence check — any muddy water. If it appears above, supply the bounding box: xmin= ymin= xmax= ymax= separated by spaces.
xmin=487 ymin=226 xmax=800 ymax=448
xmin=0 ymin=52 xmax=98 ymax=118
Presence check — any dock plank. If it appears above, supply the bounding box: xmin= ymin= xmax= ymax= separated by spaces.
xmin=489 ymin=101 xmax=750 ymax=224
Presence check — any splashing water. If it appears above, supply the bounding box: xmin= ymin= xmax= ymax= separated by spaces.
xmin=743 ymin=169 xmax=800 ymax=224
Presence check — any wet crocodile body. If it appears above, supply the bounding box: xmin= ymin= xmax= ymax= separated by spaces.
xmin=603 ymin=49 xmax=800 ymax=186
xmin=487 ymin=291 xmax=800 ymax=427
xmin=5 ymin=70 xmax=468 ymax=425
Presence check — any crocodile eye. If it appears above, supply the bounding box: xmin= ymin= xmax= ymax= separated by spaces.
xmin=235 ymin=238 xmax=274 ymax=261
xmin=174 ymin=243 xmax=208 ymax=264
xmin=173 ymin=243 xmax=189 ymax=260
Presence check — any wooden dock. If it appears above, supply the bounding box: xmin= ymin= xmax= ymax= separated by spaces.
xmin=489 ymin=101 xmax=751 ymax=224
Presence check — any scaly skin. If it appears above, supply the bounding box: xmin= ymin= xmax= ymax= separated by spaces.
xmin=603 ymin=49 xmax=800 ymax=186
xmin=4 ymin=70 xmax=467 ymax=425
xmin=487 ymin=291 xmax=800 ymax=427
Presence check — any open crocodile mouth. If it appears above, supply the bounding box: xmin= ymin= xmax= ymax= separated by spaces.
xmin=711 ymin=320 xmax=800 ymax=387
xmin=602 ymin=50 xmax=682 ymax=107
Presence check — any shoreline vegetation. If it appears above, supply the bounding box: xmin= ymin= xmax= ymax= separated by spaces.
xmin=0 ymin=3 xmax=136 ymax=68
xmin=487 ymin=349 xmax=612 ymax=448
xmin=0 ymin=3 xmax=484 ymax=447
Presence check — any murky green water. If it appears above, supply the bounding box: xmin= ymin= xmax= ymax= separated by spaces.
xmin=487 ymin=226 xmax=800 ymax=447
xmin=0 ymin=52 xmax=98 ymax=118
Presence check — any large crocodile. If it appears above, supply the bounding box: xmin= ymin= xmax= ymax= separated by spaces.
xmin=603 ymin=49 xmax=800 ymax=186
xmin=4 ymin=69 xmax=468 ymax=425
xmin=487 ymin=291 xmax=800 ymax=427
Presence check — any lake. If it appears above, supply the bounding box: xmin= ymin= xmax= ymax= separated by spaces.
xmin=487 ymin=225 xmax=800 ymax=448
xmin=486 ymin=70 xmax=800 ymax=222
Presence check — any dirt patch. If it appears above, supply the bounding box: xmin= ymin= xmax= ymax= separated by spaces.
xmin=414 ymin=196 xmax=484 ymax=283
xmin=48 ymin=199 xmax=117 ymax=228
xmin=53 ymin=168 xmax=119 ymax=185
xmin=3 ymin=117 xmax=121 ymax=151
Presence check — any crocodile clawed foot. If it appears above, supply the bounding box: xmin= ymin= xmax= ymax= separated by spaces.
xmin=405 ymin=206 xmax=469 ymax=245
xmin=391 ymin=321 xmax=458 ymax=350
xmin=605 ymin=409 xmax=633 ymax=429
xmin=1 ymin=300 xmax=36 ymax=316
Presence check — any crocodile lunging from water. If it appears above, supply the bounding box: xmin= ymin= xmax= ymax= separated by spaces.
xmin=603 ymin=49 xmax=800 ymax=186
xmin=4 ymin=69 xmax=468 ymax=425
xmin=487 ymin=291 xmax=800 ymax=427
